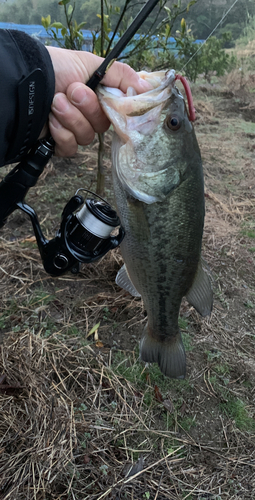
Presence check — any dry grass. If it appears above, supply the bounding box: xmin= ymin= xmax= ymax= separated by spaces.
xmin=1 ymin=324 xmax=255 ymax=500
xmin=1 ymin=75 xmax=255 ymax=499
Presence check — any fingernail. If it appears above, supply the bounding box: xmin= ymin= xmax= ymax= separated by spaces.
xmin=52 ymin=93 xmax=70 ymax=113
xmin=49 ymin=112 xmax=63 ymax=129
xmin=71 ymin=86 xmax=87 ymax=105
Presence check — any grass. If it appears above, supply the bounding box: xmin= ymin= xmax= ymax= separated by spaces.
xmin=241 ymin=228 xmax=255 ymax=239
xmin=220 ymin=397 xmax=255 ymax=432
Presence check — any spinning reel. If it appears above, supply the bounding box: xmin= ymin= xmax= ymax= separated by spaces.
xmin=0 ymin=137 xmax=124 ymax=276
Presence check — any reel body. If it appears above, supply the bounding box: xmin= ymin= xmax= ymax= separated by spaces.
xmin=18 ymin=192 xmax=125 ymax=276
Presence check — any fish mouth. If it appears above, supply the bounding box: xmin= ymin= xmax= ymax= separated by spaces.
xmin=97 ymin=69 xmax=176 ymax=118
xmin=97 ymin=70 xmax=178 ymax=141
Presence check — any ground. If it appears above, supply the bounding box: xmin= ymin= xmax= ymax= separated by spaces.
xmin=0 ymin=70 xmax=255 ymax=499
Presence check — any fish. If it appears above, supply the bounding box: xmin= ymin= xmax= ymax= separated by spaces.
xmin=97 ymin=70 xmax=213 ymax=379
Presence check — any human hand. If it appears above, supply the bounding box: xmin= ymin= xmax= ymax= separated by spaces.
xmin=46 ymin=46 xmax=152 ymax=157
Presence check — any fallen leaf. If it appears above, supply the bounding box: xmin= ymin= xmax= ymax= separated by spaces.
xmin=154 ymin=385 xmax=163 ymax=402
xmin=0 ymin=374 xmax=23 ymax=393
xmin=0 ymin=383 xmax=23 ymax=394
xmin=21 ymin=236 xmax=36 ymax=243
xmin=110 ymin=307 xmax=118 ymax=313
xmin=163 ymin=399 xmax=174 ymax=413
xmin=0 ymin=374 xmax=7 ymax=384
xmin=126 ymin=456 xmax=144 ymax=478
xmin=180 ymin=402 xmax=187 ymax=415
xmin=96 ymin=341 xmax=104 ymax=348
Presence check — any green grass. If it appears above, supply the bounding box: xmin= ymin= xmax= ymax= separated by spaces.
xmin=220 ymin=396 xmax=255 ymax=432
xmin=178 ymin=316 xmax=189 ymax=330
xmin=207 ymin=375 xmax=255 ymax=431
xmin=213 ymin=363 xmax=230 ymax=376
xmin=241 ymin=229 xmax=255 ymax=239
xmin=180 ymin=416 xmax=196 ymax=432
xmin=239 ymin=121 xmax=255 ymax=135
xmin=206 ymin=349 xmax=222 ymax=362
xmin=182 ymin=332 xmax=193 ymax=352
xmin=0 ymin=287 xmax=86 ymax=340
xmin=240 ymin=220 xmax=255 ymax=239
xmin=244 ymin=300 xmax=254 ymax=309
xmin=28 ymin=289 xmax=55 ymax=307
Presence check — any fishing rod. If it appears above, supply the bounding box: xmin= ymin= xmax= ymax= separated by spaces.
xmin=0 ymin=0 xmax=161 ymax=276
xmin=86 ymin=0 xmax=161 ymax=89
xmin=181 ymin=0 xmax=240 ymax=72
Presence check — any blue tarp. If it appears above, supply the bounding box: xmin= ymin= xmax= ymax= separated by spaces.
xmin=0 ymin=22 xmax=93 ymax=51
xmin=0 ymin=22 xmax=204 ymax=55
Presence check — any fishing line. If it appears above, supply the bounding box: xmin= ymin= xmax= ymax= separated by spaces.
xmin=181 ymin=0 xmax=240 ymax=72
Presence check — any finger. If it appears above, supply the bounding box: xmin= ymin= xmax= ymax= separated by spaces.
xmin=47 ymin=46 xmax=153 ymax=95
xmin=51 ymin=92 xmax=97 ymax=145
xmin=49 ymin=113 xmax=78 ymax=157
xmin=67 ymin=83 xmax=110 ymax=134
xmin=100 ymin=61 xmax=152 ymax=94
xmin=74 ymin=51 xmax=152 ymax=94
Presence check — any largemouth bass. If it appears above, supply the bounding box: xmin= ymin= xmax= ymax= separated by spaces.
xmin=97 ymin=70 xmax=213 ymax=379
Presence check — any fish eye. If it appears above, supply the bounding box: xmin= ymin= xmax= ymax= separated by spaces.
xmin=165 ymin=115 xmax=181 ymax=131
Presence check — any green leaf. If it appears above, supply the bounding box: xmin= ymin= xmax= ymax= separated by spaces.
xmin=58 ymin=0 xmax=70 ymax=5
xmin=51 ymin=22 xmax=64 ymax=30
xmin=187 ymin=0 xmax=197 ymax=12
xmin=61 ymin=27 xmax=67 ymax=36
xmin=87 ymin=322 xmax=100 ymax=338
xmin=181 ymin=18 xmax=186 ymax=33
xmin=67 ymin=4 xmax=73 ymax=16
xmin=77 ymin=22 xmax=86 ymax=30
xmin=41 ymin=15 xmax=51 ymax=28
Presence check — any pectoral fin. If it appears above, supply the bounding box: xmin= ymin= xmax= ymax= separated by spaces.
xmin=186 ymin=258 xmax=213 ymax=317
xmin=116 ymin=264 xmax=141 ymax=297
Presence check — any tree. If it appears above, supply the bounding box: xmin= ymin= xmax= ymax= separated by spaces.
xmin=176 ymin=21 xmax=236 ymax=82
xmin=184 ymin=0 xmax=255 ymax=42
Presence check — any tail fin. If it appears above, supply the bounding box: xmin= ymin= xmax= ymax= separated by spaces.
xmin=140 ymin=326 xmax=186 ymax=379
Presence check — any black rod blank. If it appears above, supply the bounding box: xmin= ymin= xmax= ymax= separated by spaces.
xmin=86 ymin=0 xmax=160 ymax=90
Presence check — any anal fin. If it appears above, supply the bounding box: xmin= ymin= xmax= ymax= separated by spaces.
xmin=186 ymin=257 xmax=213 ymax=317
xmin=116 ymin=264 xmax=141 ymax=297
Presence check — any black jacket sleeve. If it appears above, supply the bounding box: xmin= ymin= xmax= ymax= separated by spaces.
xmin=0 ymin=29 xmax=55 ymax=167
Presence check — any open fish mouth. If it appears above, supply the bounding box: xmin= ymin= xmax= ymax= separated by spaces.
xmin=97 ymin=70 xmax=179 ymax=139
xmin=97 ymin=69 xmax=176 ymax=101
